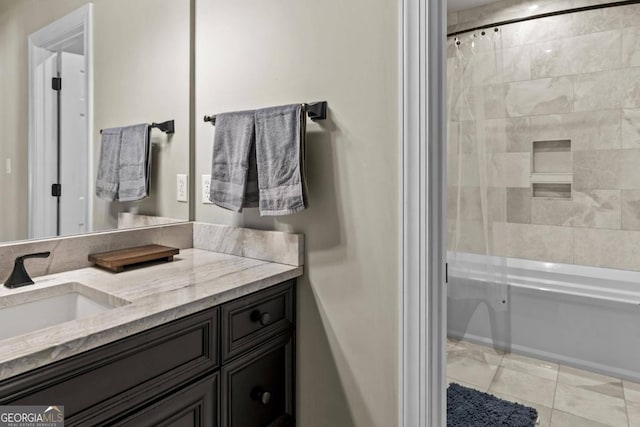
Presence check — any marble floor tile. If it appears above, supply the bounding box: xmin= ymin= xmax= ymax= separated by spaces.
xmin=447 ymin=337 xmax=459 ymax=351
xmin=628 ymin=400 xmax=640 ymax=427
xmin=489 ymin=366 xmax=557 ymax=407
xmin=550 ymin=409 xmax=611 ymax=427
xmin=447 ymin=341 xmax=636 ymax=427
xmin=557 ymin=365 xmax=625 ymax=399
xmin=554 ymin=383 xmax=628 ymax=426
xmin=625 ymin=380 xmax=640 ymax=403
xmin=447 ymin=353 xmax=499 ymax=391
xmin=453 ymin=340 xmax=505 ymax=363
xmin=500 ymin=352 xmax=559 ymax=381
xmin=491 ymin=391 xmax=553 ymax=427
xmin=447 ymin=376 xmax=486 ymax=392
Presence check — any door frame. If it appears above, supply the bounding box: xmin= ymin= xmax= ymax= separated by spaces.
xmin=28 ymin=3 xmax=94 ymax=238
xmin=400 ymin=0 xmax=447 ymax=425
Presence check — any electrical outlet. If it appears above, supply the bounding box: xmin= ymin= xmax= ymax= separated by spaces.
xmin=177 ymin=174 xmax=188 ymax=202
xmin=202 ymin=175 xmax=213 ymax=204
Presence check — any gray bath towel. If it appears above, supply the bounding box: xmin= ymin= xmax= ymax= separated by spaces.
xmin=210 ymin=110 xmax=258 ymax=211
xmin=95 ymin=124 xmax=151 ymax=202
xmin=255 ymin=104 xmax=307 ymax=216
xmin=96 ymin=128 xmax=122 ymax=201
xmin=118 ymin=124 xmax=151 ymax=202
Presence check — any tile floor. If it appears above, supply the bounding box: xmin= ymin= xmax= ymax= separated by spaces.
xmin=447 ymin=338 xmax=640 ymax=427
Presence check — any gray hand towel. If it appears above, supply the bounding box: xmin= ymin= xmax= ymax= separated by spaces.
xmin=118 ymin=124 xmax=151 ymax=202
xmin=254 ymin=104 xmax=307 ymax=216
xmin=210 ymin=110 xmax=258 ymax=211
xmin=96 ymin=128 xmax=122 ymax=201
xmin=95 ymin=124 xmax=151 ymax=202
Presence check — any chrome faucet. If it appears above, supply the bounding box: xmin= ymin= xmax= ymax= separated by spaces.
xmin=4 ymin=252 xmax=51 ymax=289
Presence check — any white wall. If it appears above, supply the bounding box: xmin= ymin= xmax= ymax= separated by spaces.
xmin=195 ymin=0 xmax=400 ymax=425
xmin=0 ymin=0 xmax=191 ymax=241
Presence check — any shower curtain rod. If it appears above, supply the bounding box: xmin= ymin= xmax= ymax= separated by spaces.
xmin=447 ymin=0 xmax=640 ymax=37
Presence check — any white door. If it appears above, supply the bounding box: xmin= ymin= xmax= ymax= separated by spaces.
xmin=59 ymin=52 xmax=88 ymax=235
xmin=28 ymin=4 xmax=93 ymax=240
xmin=30 ymin=51 xmax=88 ymax=238
xmin=32 ymin=51 xmax=59 ymax=239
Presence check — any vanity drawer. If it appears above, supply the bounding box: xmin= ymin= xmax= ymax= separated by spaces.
xmin=221 ymin=281 xmax=294 ymax=362
xmin=221 ymin=332 xmax=294 ymax=427
xmin=0 ymin=307 xmax=219 ymax=425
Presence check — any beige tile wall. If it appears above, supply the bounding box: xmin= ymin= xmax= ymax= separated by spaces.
xmin=448 ymin=1 xmax=640 ymax=272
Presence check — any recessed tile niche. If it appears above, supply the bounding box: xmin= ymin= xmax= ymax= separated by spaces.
xmin=531 ymin=140 xmax=572 ymax=199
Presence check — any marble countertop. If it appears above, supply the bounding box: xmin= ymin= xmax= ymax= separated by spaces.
xmin=0 ymin=248 xmax=303 ymax=381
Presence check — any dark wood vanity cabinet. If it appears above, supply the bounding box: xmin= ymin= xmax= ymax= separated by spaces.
xmin=0 ymin=280 xmax=296 ymax=427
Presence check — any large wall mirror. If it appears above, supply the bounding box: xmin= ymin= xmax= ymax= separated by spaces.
xmin=0 ymin=0 xmax=191 ymax=244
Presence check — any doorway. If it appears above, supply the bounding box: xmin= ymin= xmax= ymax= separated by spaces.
xmin=28 ymin=4 xmax=93 ymax=239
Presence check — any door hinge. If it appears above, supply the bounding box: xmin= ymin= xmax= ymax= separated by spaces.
xmin=51 ymin=184 xmax=62 ymax=197
xmin=52 ymin=77 xmax=62 ymax=91
xmin=445 ymin=262 xmax=448 ymax=284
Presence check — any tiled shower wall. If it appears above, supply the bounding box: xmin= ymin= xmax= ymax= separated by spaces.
xmin=447 ymin=1 xmax=640 ymax=271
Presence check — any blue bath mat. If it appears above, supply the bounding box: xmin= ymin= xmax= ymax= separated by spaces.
xmin=447 ymin=383 xmax=538 ymax=426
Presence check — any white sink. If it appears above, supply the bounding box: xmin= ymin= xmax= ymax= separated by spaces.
xmin=0 ymin=282 xmax=130 ymax=341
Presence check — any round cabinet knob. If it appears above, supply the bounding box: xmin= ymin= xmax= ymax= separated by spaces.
xmin=251 ymin=310 xmax=271 ymax=326
xmin=260 ymin=312 xmax=271 ymax=325
xmin=251 ymin=387 xmax=272 ymax=405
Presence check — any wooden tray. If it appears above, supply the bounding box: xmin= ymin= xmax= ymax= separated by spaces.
xmin=88 ymin=244 xmax=180 ymax=273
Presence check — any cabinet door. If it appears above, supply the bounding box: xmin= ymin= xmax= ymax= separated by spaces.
xmin=115 ymin=373 xmax=218 ymax=427
xmin=221 ymin=333 xmax=293 ymax=427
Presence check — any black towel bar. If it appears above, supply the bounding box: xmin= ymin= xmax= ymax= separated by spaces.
xmin=100 ymin=120 xmax=175 ymax=135
xmin=203 ymin=101 xmax=328 ymax=126
xmin=150 ymin=120 xmax=175 ymax=134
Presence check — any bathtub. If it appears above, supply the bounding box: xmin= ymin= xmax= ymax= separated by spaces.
xmin=447 ymin=252 xmax=640 ymax=382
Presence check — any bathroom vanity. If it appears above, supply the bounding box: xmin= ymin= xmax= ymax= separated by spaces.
xmin=0 ymin=224 xmax=303 ymax=427
xmin=0 ymin=280 xmax=295 ymax=426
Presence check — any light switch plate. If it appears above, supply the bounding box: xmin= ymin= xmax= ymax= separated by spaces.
xmin=202 ymin=175 xmax=213 ymax=204
xmin=5 ymin=158 xmax=11 ymax=175
xmin=177 ymin=174 xmax=188 ymax=202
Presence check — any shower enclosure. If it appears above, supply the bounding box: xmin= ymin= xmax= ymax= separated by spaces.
xmin=446 ymin=1 xmax=640 ymax=424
